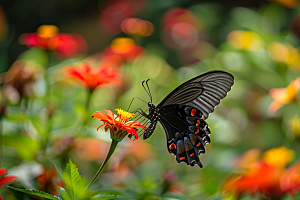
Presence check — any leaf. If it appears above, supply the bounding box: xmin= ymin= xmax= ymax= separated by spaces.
xmin=64 ymin=158 xmax=85 ymax=199
xmin=94 ymin=190 xmax=123 ymax=196
xmin=2 ymin=135 xmax=40 ymax=160
xmin=92 ymin=194 xmax=118 ymax=200
xmin=59 ymin=187 xmax=71 ymax=200
xmin=161 ymin=193 xmax=188 ymax=200
xmin=8 ymin=186 xmax=60 ymax=200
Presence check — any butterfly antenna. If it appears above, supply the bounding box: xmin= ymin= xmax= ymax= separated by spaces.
xmin=142 ymin=80 xmax=151 ymax=101
xmin=145 ymin=79 xmax=152 ymax=103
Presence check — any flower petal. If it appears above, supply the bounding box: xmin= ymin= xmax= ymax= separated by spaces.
xmin=124 ymin=126 xmax=139 ymax=139
xmin=97 ymin=124 xmax=106 ymax=131
xmin=92 ymin=111 xmax=112 ymax=122
xmin=0 ymin=175 xmax=17 ymax=187
xmin=0 ymin=168 xmax=7 ymax=178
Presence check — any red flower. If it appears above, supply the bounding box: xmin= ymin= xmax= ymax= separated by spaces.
xmin=99 ymin=0 xmax=145 ymax=32
xmin=64 ymin=62 xmax=121 ymax=92
xmin=91 ymin=109 xmax=146 ymax=141
xmin=20 ymin=25 xmax=87 ymax=58
xmin=0 ymin=168 xmax=17 ymax=199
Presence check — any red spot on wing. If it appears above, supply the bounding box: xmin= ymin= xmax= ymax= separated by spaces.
xmin=190 ymin=153 xmax=194 ymax=157
xmin=196 ymin=120 xmax=200 ymax=126
xmin=196 ymin=129 xmax=199 ymax=134
xmin=191 ymin=109 xmax=196 ymax=116
xmin=196 ymin=142 xmax=201 ymax=147
xmin=169 ymin=143 xmax=176 ymax=150
xmin=180 ymin=157 xmax=186 ymax=160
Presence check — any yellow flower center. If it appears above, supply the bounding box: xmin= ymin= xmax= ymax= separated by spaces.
xmin=37 ymin=25 xmax=59 ymax=39
xmin=263 ymin=146 xmax=294 ymax=169
xmin=115 ymin=108 xmax=134 ymax=121
xmin=111 ymin=37 xmax=135 ymax=53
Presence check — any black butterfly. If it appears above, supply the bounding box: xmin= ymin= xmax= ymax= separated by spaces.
xmin=132 ymin=71 xmax=234 ymax=168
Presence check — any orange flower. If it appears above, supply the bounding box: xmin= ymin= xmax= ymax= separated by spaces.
xmin=91 ymin=108 xmax=146 ymax=142
xmin=121 ymin=18 xmax=154 ymax=37
xmin=222 ymin=163 xmax=279 ymax=196
xmin=268 ymin=77 xmax=300 ymax=114
xmin=64 ymin=62 xmax=121 ymax=92
xmin=74 ymin=138 xmax=110 ymax=161
xmin=221 ymin=147 xmax=300 ymax=199
xmin=267 ymin=0 xmax=298 ymax=9
xmin=20 ymin=25 xmax=87 ymax=58
xmin=102 ymin=37 xmax=144 ymax=61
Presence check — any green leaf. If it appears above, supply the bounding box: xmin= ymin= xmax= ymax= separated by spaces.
xmin=8 ymin=186 xmax=60 ymax=200
xmin=2 ymin=135 xmax=40 ymax=160
xmin=59 ymin=187 xmax=71 ymax=200
xmin=161 ymin=193 xmax=188 ymax=200
xmin=92 ymin=194 xmax=119 ymax=199
xmin=64 ymin=158 xmax=85 ymax=199
xmin=94 ymin=190 xmax=123 ymax=196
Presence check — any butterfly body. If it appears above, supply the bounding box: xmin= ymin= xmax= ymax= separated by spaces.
xmin=138 ymin=71 xmax=234 ymax=167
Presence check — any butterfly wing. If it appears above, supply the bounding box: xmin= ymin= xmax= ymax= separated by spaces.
xmin=159 ymin=105 xmax=210 ymax=167
xmin=156 ymin=71 xmax=234 ymax=167
xmin=157 ymin=71 xmax=234 ymax=119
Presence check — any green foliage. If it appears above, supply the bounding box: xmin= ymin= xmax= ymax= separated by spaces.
xmin=64 ymin=159 xmax=86 ymax=199
xmin=8 ymin=186 xmax=60 ymax=200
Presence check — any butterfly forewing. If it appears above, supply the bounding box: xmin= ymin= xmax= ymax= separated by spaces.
xmin=157 ymin=71 xmax=234 ymax=119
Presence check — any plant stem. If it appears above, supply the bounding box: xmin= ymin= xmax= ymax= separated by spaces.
xmin=86 ymin=139 xmax=118 ymax=191
xmin=43 ymin=114 xmax=53 ymax=154
xmin=86 ymin=89 xmax=93 ymax=110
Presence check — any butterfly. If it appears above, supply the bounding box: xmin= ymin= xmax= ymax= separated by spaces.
xmin=132 ymin=71 xmax=234 ymax=168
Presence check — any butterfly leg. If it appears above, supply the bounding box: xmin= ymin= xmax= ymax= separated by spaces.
xmin=127 ymin=97 xmax=148 ymax=112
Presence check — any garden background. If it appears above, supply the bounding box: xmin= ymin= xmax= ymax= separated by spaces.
xmin=1 ymin=0 xmax=300 ymax=199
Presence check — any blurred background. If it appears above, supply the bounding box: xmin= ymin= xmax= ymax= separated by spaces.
xmin=1 ymin=0 xmax=300 ymax=199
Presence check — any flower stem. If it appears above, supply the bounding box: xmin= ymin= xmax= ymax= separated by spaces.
xmin=86 ymin=139 xmax=118 ymax=191
xmin=86 ymin=89 xmax=93 ymax=110
xmin=43 ymin=114 xmax=53 ymax=154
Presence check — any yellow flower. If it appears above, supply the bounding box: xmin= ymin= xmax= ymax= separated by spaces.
xmin=227 ymin=30 xmax=262 ymax=51
xmin=263 ymin=147 xmax=294 ymax=169
xmin=268 ymin=42 xmax=300 ymax=70
xmin=268 ymin=77 xmax=300 ymax=114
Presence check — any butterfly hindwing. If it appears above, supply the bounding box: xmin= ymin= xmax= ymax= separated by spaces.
xmin=159 ymin=104 xmax=211 ymax=167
